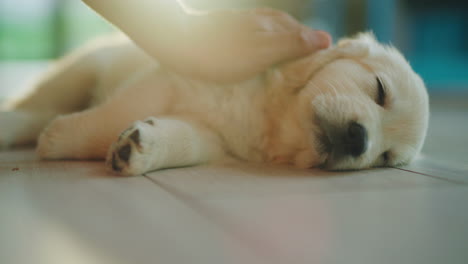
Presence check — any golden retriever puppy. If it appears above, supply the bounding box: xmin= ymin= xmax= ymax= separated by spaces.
xmin=0 ymin=32 xmax=429 ymax=175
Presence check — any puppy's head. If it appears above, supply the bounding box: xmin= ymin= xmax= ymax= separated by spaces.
xmin=298 ymin=33 xmax=429 ymax=170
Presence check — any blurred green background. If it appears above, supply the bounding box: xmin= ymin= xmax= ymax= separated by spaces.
xmin=0 ymin=0 xmax=113 ymax=59
xmin=0 ymin=0 xmax=467 ymax=93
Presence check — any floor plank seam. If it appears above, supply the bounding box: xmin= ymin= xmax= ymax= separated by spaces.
xmin=392 ymin=167 xmax=468 ymax=185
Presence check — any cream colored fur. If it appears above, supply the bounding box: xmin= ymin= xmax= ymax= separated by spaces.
xmin=0 ymin=32 xmax=429 ymax=175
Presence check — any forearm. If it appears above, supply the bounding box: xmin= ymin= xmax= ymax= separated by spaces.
xmin=83 ymin=0 xmax=187 ymax=23
xmin=82 ymin=0 xmax=188 ymax=56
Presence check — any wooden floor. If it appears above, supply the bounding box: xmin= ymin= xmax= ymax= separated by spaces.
xmin=1 ymin=96 xmax=467 ymax=264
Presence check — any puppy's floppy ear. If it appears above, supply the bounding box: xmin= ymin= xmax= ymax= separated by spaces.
xmin=336 ymin=32 xmax=377 ymax=57
xmin=271 ymin=49 xmax=343 ymax=93
xmin=271 ymin=32 xmax=377 ymax=94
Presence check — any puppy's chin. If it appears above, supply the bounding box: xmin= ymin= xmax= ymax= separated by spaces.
xmin=318 ymin=150 xmax=369 ymax=171
xmin=314 ymin=134 xmax=348 ymax=171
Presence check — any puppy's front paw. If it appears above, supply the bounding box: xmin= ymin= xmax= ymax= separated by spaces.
xmin=107 ymin=118 xmax=163 ymax=176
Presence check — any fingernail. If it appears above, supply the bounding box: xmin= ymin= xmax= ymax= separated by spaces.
xmin=302 ymin=29 xmax=332 ymax=49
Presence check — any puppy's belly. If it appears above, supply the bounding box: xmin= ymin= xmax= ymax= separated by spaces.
xmin=96 ymin=65 xmax=269 ymax=162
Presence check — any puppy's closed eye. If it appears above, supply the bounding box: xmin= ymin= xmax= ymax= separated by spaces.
xmin=381 ymin=151 xmax=390 ymax=164
xmin=376 ymin=77 xmax=386 ymax=107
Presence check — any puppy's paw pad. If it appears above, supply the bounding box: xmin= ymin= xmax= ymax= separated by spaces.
xmin=128 ymin=130 xmax=141 ymax=146
xmin=109 ymin=128 xmax=142 ymax=175
xmin=144 ymin=119 xmax=155 ymax=126
xmin=117 ymin=144 xmax=132 ymax=162
xmin=107 ymin=120 xmax=160 ymax=176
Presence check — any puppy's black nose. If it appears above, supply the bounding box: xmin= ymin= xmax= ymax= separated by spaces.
xmin=344 ymin=122 xmax=368 ymax=157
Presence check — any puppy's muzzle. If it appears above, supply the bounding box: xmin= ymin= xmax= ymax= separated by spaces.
xmin=322 ymin=122 xmax=368 ymax=165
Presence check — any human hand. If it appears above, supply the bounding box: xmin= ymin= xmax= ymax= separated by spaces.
xmin=154 ymin=8 xmax=332 ymax=82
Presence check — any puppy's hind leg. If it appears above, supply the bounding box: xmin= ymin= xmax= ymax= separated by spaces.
xmin=7 ymin=40 xmax=100 ymax=114
xmin=107 ymin=117 xmax=225 ymax=176
xmin=1 ymin=42 xmax=100 ymax=148
xmin=36 ymin=71 xmax=178 ymax=160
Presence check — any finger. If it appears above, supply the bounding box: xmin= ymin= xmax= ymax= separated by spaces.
xmin=254 ymin=9 xmax=302 ymax=32
xmin=259 ymin=29 xmax=332 ymax=62
xmin=302 ymin=30 xmax=332 ymax=50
